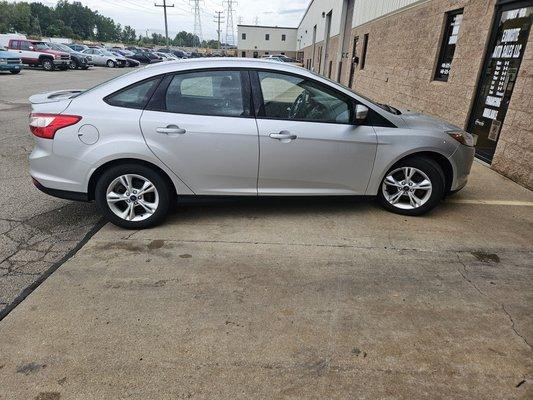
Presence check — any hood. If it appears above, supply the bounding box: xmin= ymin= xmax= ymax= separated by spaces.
xmin=0 ymin=50 xmax=20 ymax=57
xmin=399 ymin=110 xmax=460 ymax=131
xmin=29 ymin=89 xmax=83 ymax=105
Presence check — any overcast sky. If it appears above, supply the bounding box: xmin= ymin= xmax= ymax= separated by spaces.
xmin=8 ymin=0 xmax=309 ymax=42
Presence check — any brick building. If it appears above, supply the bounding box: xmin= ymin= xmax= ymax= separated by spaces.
xmin=253 ymin=0 xmax=533 ymax=189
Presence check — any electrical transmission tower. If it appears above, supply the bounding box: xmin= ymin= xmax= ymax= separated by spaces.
xmin=213 ymin=11 xmax=224 ymax=50
xmin=223 ymin=0 xmax=237 ymax=49
xmin=254 ymin=16 xmax=259 ymax=25
xmin=190 ymin=0 xmax=203 ymax=43
xmin=155 ymin=0 xmax=174 ymax=49
xmin=237 ymin=16 xmax=243 ymax=25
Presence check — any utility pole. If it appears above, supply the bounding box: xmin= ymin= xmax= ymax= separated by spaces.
xmin=223 ymin=0 xmax=237 ymax=50
xmin=214 ymin=11 xmax=224 ymax=50
xmin=191 ymin=0 xmax=203 ymax=44
xmin=155 ymin=0 xmax=174 ymax=49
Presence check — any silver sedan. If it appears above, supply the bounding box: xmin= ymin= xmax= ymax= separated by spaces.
xmin=28 ymin=59 xmax=475 ymax=228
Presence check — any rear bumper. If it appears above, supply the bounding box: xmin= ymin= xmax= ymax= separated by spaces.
xmin=32 ymin=178 xmax=89 ymax=202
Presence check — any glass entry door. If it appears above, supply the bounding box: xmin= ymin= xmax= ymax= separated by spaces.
xmin=467 ymin=1 xmax=532 ymax=163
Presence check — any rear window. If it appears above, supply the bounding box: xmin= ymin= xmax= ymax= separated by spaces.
xmin=104 ymin=78 xmax=161 ymax=109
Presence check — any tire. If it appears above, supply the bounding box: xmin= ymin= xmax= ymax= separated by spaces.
xmin=81 ymin=66 xmax=89 ymax=70
xmin=69 ymin=60 xmax=78 ymax=69
xmin=106 ymin=59 xmax=116 ymax=68
xmin=377 ymin=156 xmax=445 ymax=216
xmin=10 ymin=70 xmax=21 ymax=74
xmin=95 ymin=164 xmax=173 ymax=229
xmin=41 ymin=58 xmax=54 ymax=71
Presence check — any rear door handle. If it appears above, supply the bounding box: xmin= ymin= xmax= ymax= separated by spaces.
xmin=269 ymin=131 xmax=297 ymax=140
xmin=156 ymin=125 xmax=186 ymax=135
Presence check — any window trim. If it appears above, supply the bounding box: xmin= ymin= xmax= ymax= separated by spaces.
xmin=433 ymin=8 xmax=464 ymax=82
xmin=144 ymin=67 xmax=254 ymax=119
xmin=360 ymin=33 xmax=369 ymax=70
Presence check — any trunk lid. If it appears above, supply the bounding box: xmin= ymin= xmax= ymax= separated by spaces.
xmin=29 ymin=90 xmax=82 ymax=113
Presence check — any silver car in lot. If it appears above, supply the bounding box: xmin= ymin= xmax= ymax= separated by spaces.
xmin=81 ymin=48 xmax=126 ymax=68
xmin=28 ymin=59 xmax=475 ymax=229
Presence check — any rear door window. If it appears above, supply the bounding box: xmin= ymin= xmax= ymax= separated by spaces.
xmin=163 ymin=70 xmax=249 ymax=117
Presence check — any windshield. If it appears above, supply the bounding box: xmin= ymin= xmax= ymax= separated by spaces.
xmin=102 ymin=50 xmax=116 ymax=56
xmin=71 ymin=68 xmax=141 ymax=98
xmin=308 ymin=70 xmax=402 ymax=115
xmin=53 ymin=43 xmax=72 ymax=52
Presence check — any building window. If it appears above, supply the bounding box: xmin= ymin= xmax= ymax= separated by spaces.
xmin=241 ymin=51 xmax=246 ymax=57
xmin=241 ymin=33 xmax=246 ymax=40
xmin=265 ymin=34 xmax=270 ymax=41
xmin=360 ymin=33 xmax=369 ymax=70
xmin=282 ymin=34 xmax=286 ymax=41
xmin=434 ymin=9 xmax=463 ymax=82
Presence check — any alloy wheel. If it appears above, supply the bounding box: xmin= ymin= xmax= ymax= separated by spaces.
xmin=381 ymin=167 xmax=432 ymax=210
xmin=106 ymin=174 xmax=159 ymax=222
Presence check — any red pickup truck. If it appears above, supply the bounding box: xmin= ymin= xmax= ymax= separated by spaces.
xmin=7 ymin=39 xmax=71 ymax=71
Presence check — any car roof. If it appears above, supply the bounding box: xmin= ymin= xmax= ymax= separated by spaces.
xmin=143 ymin=57 xmax=302 ymax=73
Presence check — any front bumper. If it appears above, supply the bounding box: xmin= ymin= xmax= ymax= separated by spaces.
xmin=53 ymin=59 xmax=71 ymax=66
xmin=448 ymin=144 xmax=475 ymax=191
xmin=0 ymin=63 xmax=23 ymax=71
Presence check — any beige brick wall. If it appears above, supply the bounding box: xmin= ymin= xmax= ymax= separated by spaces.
xmin=299 ymin=0 xmax=532 ymax=189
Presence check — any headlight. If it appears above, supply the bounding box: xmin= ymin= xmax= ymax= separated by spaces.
xmin=54 ymin=54 xmax=60 ymax=59
xmin=446 ymin=130 xmax=475 ymax=147
xmin=0 ymin=58 xmax=7 ymax=64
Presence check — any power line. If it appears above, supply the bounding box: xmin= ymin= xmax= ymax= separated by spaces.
xmin=223 ymin=0 xmax=236 ymax=48
xmin=154 ymin=0 xmax=174 ymax=48
xmin=190 ymin=0 xmax=203 ymax=43
xmin=213 ymin=10 xmax=224 ymax=49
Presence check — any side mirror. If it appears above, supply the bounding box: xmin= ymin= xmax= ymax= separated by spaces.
xmin=354 ymin=104 xmax=369 ymax=123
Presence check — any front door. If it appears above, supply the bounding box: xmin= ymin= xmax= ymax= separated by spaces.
xmin=140 ymin=69 xmax=259 ymax=195
xmin=252 ymin=70 xmax=377 ymax=195
xmin=467 ymin=2 xmax=532 ymax=163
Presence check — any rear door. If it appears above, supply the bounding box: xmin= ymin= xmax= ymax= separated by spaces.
xmin=140 ymin=69 xmax=259 ymax=195
xmin=252 ymin=70 xmax=377 ymax=195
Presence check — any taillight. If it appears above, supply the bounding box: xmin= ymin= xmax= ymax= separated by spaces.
xmin=29 ymin=113 xmax=82 ymax=139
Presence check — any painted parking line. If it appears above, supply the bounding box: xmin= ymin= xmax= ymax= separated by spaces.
xmin=447 ymin=199 xmax=533 ymax=206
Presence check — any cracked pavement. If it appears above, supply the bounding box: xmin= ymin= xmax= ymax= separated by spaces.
xmin=0 ymin=67 xmax=127 ymax=315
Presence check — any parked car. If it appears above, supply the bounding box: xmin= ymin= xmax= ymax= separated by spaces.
xmin=0 ymin=47 xmax=23 ymax=74
xmin=262 ymin=54 xmax=304 ymax=67
xmin=67 ymin=43 xmax=89 ymax=52
xmin=154 ymin=51 xmax=179 ymax=61
xmin=7 ymin=39 xmax=70 ymax=71
xmin=47 ymin=42 xmax=92 ymax=69
xmin=110 ymin=51 xmax=140 ymax=67
xmin=128 ymin=51 xmax=160 ymax=64
xmin=28 ymin=58 xmax=475 ymax=229
xmin=81 ymin=48 xmax=126 ymax=68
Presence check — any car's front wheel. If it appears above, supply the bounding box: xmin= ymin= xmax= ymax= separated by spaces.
xmin=106 ymin=59 xmax=116 ymax=68
xmin=377 ymin=156 xmax=445 ymax=216
xmin=95 ymin=164 xmax=172 ymax=229
xmin=41 ymin=59 xmax=54 ymax=71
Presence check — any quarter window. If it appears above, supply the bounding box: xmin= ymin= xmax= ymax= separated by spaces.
xmin=434 ymin=9 xmax=463 ymax=81
xmin=257 ymin=71 xmax=351 ymax=124
xmin=164 ymin=70 xmax=246 ymax=117
xmin=105 ymin=78 xmax=161 ymax=109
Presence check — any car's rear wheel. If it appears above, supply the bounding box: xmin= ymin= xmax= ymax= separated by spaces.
xmin=41 ymin=59 xmax=54 ymax=71
xmin=106 ymin=59 xmax=116 ymax=68
xmin=377 ymin=156 xmax=445 ymax=216
xmin=95 ymin=164 xmax=172 ymax=229
xmin=10 ymin=70 xmax=21 ymax=74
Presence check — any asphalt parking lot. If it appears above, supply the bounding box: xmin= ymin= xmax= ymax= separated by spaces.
xmin=0 ymin=66 xmax=532 ymax=399
xmin=0 ymin=66 xmax=128 ymax=315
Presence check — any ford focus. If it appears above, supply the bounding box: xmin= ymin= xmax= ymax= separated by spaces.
xmin=28 ymin=59 xmax=475 ymax=229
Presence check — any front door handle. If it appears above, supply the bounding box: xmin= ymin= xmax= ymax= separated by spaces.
xmin=269 ymin=131 xmax=297 ymax=140
xmin=156 ymin=125 xmax=186 ymax=135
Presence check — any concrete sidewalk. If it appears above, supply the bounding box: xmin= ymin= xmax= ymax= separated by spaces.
xmin=0 ymin=162 xmax=532 ymax=399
